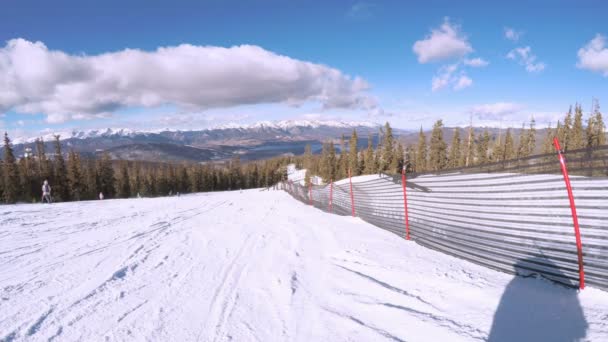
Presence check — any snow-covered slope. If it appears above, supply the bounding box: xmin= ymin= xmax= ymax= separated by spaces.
xmin=1 ymin=190 xmax=607 ymax=341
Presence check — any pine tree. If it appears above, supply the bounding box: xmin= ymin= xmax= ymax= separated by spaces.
xmin=373 ymin=148 xmax=381 ymax=174
xmin=35 ymin=138 xmax=52 ymax=185
xmin=492 ymin=129 xmax=504 ymax=163
xmin=363 ymin=135 xmax=376 ymax=174
xmin=329 ymin=142 xmax=337 ymax=181
xmin=53 ymin=135 xmax=69 ymax=202
xmin=348 ymin=130 xmax=359 ymax=176
xmin=380 ymin=122 xmax=395 ymax=172
xmin=589 ymin=100 xmax=606 ymax=147
xmin=555 ymin=121 xmax=563 ymax=146
xmin=18 ymin=156 xmax=34 ymax=202
xmin=428 ymin=120 xmax=447 ymax=171
xmin=2 ymin=133 xmax=20 ymax=203
xmin=0 ymin=160 xmax=4 ymax=201
xmin=541 ymin=124 xmax=555 ymax=154
xmin=503 ymin=128 xmax=515 ymax=161
xmin=516 ymin=123 xmax=529 ymax=159
xmin=229 ymin=156 xmax=242 ymax=189
xmin=464 ymin=125 xmax=475 ymax=167
xmin=318 ymin=141 xmax=337 ymax=182
xmin=67 ymin=151 xmax=84 ymax=201
xmin=571 ymin=104 xmax=584 ymax=150
xmin=132 ymin=163 xmax=142 ymax=196
xmin=178 ymin=166 xmax=189 ymax=193
xmin=158 ymin=166 xmax=170 ymax=195
xmin=144 ymin=171 xmax=155 ymax=196
xmin=339 ymin=134 xmax=348 ymax=179
xmin=83 ymin=159 xmax=98 ymax=199
xmin=526 ymin=117 xmax=537 ymax=156
xmin=562 ymin=107 xmax=573 ymax=150
xmin=304 ymin=169 xmax=311 ymax=186
xmin=303 ymin=144 xmax=312 ymax=171
xmin=415 ymin=127 xmax=427 ymax=172
xmin=540 ymin=124 xmax=556 ymax=171
xmin=448 ymin=128 xmax=461 ymax=168
xmin=596 ymin=110 xmax=606 ymax=147
xmin=97 ymin=152 xmax=116 ymax=198
xmin=405 ymin=145 xmax=415 ymax=172
xmin=392 ymin=143 xmax=405 ymax=173
xmin=251 ymin=164 xmax=260 ymax=189
xmin=117 ymin=162 xmax=131 ymax=198
xmin=476 ymin=130 xmax=490 ymax=165
xmin=358 ymin=150 xmax=365 ymax=175
xmin=319 ymin=142 xmax=330 ymax=182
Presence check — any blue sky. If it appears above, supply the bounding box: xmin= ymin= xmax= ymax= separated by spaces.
xmin=1 ymin=0 xmax=607 ymax=138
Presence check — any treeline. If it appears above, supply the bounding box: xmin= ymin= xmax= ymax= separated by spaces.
xmin=0 ymin=134 xmax=290 ymax=204
xmin=298 ymin=122 xmax=405 ymax=184
xmin=412 ymin=103 xmax=604 ymax=173
xmin=297 ymin=102 xmax=605 ymax=184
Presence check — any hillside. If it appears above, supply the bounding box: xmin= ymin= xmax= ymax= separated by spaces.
xmin=1 ymin=189 xmax=607 ymax=341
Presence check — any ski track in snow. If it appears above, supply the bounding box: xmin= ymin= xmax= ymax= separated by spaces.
xmin=1 ymin=190 xmax=608 ymax=341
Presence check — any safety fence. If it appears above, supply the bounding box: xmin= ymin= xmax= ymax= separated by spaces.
xmin=283 ymin=142 xmax=608 ymax=291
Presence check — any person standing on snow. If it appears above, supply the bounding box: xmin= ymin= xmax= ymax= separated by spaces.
xmin=41 ymin=180 xmax=52 ymax=203
xmin=99 ymin=192 xmax=104 ymax=200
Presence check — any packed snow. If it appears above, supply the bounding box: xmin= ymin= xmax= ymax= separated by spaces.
xmin=1 ymin=190 xmax=607 ymax=341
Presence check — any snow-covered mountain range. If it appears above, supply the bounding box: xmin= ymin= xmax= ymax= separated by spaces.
xmin=8 ymin=120 xmax=387 ymax=163
xmin=13 ymin=120 xmax=380 ymax=145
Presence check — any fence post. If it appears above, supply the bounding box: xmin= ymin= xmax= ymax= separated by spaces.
xmin=349 ymin=168 xmax=356 ymax=217
xmin=309 ymin=182 xmax=312 ymax=206
xmin=329 ymin=179 xmax=333 ymax=213
xmin=401 ymin=166 xmax=410 ymax=240
xmin=553 ymin=138 xmax=585 ymax=290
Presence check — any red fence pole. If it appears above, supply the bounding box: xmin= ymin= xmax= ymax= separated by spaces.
xmin=401 ymin=166 xmax=410 ymax=240
xmin=329 ymin=179 xmax=333 ymax=213
xmin=553 ymin=138 xmax=585 ymax=290
xmin=309 ymin=182 xmax=313 ymax=206
xmin=349 ymin=168 xmax=356 ymax=217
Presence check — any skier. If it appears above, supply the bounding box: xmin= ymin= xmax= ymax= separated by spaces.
xmin=99 ymin=192 xmax=104 ymax=200
xmin=41 ymin=180 xmax=52 ymax=203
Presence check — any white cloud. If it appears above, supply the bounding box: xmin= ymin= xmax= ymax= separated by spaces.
xmin=504 ymin=27 xmax=522 ymax=42
xmin=413 ymin=18 xmax=473 ymax=63
xmin=454 ymin=75 xmax=473 ymax=90
xmin=347 ymin=2 xmax=377 ymax=20
xmin=577 ymin=34 xmax=608 ymax=76
xmin=463 ymin=58 xmax=489 ymax=67
xmin=413 ymin=19 xmax=486 ymax=91
xmin=301 ymin=113 xmax=323 ymax=120
xmin=431 ymin=76 xmax=450 ymax=92
xmin=507 ymin=46 xmax=546 ymax=72
xmin=431 ymin=64 xmax=474 ymax=92
xmin=469 ymin=102 xmax=525 ymax=120
xmin=431 ymin=64 xmax=458 ymax=91
xmin=367 ymin=107 xmax=394 ymax=118
xmin=0 ymin=38 xmax=376 ymax=123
